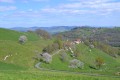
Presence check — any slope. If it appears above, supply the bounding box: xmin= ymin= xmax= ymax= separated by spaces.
xmin=0 ymin=28 xmax=52 ymax=69
xmin=41 ymin=43 xmax=120 ymax=75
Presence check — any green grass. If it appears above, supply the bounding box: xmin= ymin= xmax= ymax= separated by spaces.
xmin=41 ymin=50 xmax=81 ymax=72
xmin=0 ymin=70 xmax=120 ymax=80
xmin=0 ymin=28 xmax=39 ymax=41
xmin=0 ymin=62 xmax=26 ymax=70
xmin=0 ymin=40 xmax=52 ymax=68
xmin=76 ymin=44 xmax=119 ymax=67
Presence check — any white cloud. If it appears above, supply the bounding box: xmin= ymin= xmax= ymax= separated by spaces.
xmin=0 ymin=0 xmax=14 ymax=3
xmin=0 ymin=6 xmax=16 ymax=11
xmin=9 ymin=10 xmax=42 ymax=18
xmin=41 ymin=8 xmax=96 ymax=15
xmin=41 ymin=0 xmax=120 ymax=15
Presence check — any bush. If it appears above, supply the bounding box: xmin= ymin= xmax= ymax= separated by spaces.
xmin=69 ymin=59 xmax=84 ymax=69
xmin=59 ymin=52 xmax=68 ymax=62
xmin=41 ymin=53 xmax=52 ymax=63
xmin=19 ymin=35 xmax=27 ymax=44
xmin=95 ymin=57 xmax=104 ymax=69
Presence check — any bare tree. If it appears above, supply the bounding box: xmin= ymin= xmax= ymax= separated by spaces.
xmin=19 ymin=35 xmax=27 ymax=44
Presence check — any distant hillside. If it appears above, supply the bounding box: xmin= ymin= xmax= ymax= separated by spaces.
xmin=56 ymin=27 xmax=120 ymax=47
xmin=10 ymin=26 xmax=76 ymax=34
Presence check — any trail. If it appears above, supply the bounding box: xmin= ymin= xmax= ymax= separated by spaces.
xmin=52 ymin=49 xmax=63 ymax=56
xmin=35 ymin=49 xmax=63 ymax=70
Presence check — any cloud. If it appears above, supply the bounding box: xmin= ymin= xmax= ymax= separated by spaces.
xmin=41 ymin=8 xmax=95 ymax=15
xmin=0 ymin=0 xmax=14 ymax=3
xmin=41 ymin=0 xmax=120 ymax=15
xmin=8 ymin=10 xmax=42 ymax=18
xmin=0 ymin=6 xmax=17 ymax=12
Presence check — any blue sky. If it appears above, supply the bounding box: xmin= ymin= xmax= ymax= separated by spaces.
xmin=0 ymin=0 xmax=120 ymax=28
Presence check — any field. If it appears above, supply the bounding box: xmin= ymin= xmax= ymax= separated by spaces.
xmin=0 ymin=70 xmax=120 ymax=80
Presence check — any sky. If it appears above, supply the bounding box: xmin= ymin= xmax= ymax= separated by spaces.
xmin=0 ymin=0 xmax=120 ymax=28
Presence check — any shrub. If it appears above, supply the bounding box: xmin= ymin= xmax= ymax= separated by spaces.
xmin=69 ymin=59 xmax=84 ymax=69
xmin=19 ymin=35 xmax=27 ymax=44
xmin=89 ymin=44 xmax=94 ymax=48
xmin=41 ymin=53 xmax=52 ymax=63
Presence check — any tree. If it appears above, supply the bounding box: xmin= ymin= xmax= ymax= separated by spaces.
xmin=54 ymin=39 xmax=63 ymax=49
xmin=95 ymin=57 xmax=104 ymax=69
xmin=55 ymin=34 xmax=63 ymax=41
xmin=69 ymin=59 xmax=84 ymax=69
xmin=74 ymin=48 xmax=80 ymax=58
xmin=41 ymin=53 xmax=52 ymax=63
xmin=35 ymin=29 xmax=51 ymax=39
xmin=19 ymin=35 xmax=27 ymax=44
xmin=52 ymin=43 xmax=59 ymax=50
xmin=118 ymin=48 xmax=120 ymax=56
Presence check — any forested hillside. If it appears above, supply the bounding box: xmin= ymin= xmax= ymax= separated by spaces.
xmin=56 ymin=27 xmax=120 ymax=47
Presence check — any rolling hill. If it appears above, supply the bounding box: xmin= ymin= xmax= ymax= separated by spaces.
xmin=0 ymin=28 xmax=120 ymax=80
xmin=0 ymin=28 xmax=52 ymax=69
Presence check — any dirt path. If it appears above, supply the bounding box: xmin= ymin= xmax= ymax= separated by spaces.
xmin=52 ymin=49 xmax=63 ymax=56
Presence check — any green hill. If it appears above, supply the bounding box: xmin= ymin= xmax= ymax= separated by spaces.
xmin=41 ymin=43 xmax=120 ymax=75
xmin=0 ymin=28 xmax=52 ymax=69
xmin=0 ymin=28 xmax=39 ymax=41
xmin=0 ymin=28 xmax=120 ymax=80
